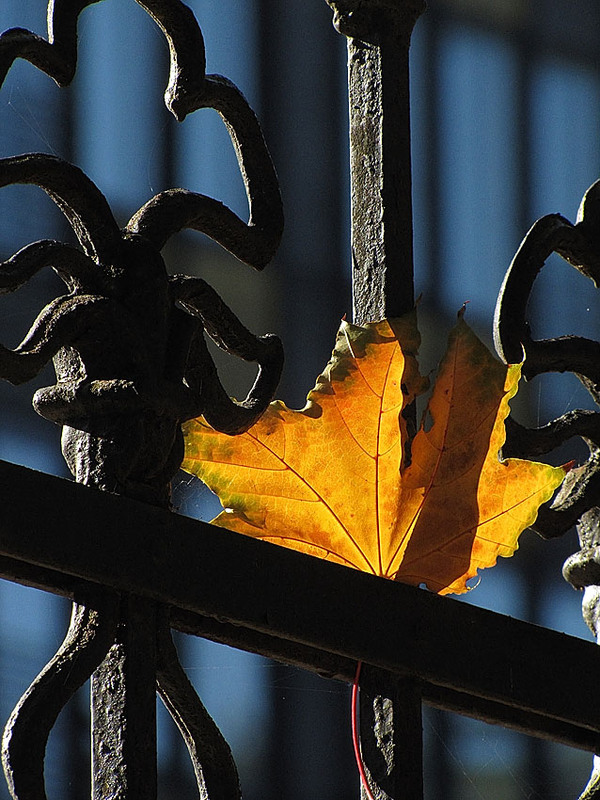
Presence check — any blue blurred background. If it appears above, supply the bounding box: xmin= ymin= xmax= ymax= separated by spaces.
xmin=1 ymin=0 xmax=600 ymax=797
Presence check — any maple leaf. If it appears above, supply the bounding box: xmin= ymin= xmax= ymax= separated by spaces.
xmin=181 ymin=312 xmax=566 ymax=595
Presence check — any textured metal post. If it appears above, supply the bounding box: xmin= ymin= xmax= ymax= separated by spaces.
xmin=563 ymin=511 xmax=600 ymax=800
xmin=326 ymin=0 xmax=425 ymax=323
xmin=91 ymin=596 xmax=159 ymax=800
xmin=358 ymin=673 xmax=423 ymax=800
xmin=324 ymin=2 xmax=425 ymax=798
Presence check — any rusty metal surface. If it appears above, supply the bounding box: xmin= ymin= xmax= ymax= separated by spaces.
xmin=325 ymin=0 xmax=425 ymax=325
xmin=91 ymin=596 xmax=159 ymax=800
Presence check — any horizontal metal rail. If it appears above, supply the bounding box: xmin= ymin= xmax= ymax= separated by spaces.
xmin=0 ymin=458 xmax=597 ymax=751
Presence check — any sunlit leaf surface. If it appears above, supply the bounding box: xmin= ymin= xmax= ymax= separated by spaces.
xmin=182 ymin=312 xmax=566 ymax=595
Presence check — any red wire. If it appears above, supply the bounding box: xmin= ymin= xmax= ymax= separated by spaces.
xmin=352 ymin=661 xmax=376 ymax=800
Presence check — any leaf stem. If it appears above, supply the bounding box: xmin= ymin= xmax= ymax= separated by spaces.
xmin=352 ymin=661 xmax=376 ymax=800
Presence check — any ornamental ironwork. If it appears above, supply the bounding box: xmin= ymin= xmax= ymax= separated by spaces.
xmin=2 ymin=1 xmax=600 ymax=799
xmin=0 ymin=1 xmax=283 ymax=797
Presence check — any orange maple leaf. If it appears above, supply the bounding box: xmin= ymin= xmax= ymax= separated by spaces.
xmin=181 ymin=312 xmax=566 ymax=595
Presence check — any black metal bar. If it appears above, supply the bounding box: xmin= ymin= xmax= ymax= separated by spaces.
xmin=1 ymin=459 xmax=599 ymax=753
xmin=0 ymin=549 xmax=594 ymax=756
xmin=171 ymin=611 xmax=600 ymax=752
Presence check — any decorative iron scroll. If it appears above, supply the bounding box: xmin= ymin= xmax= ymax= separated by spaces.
xmin=494 ymin=181 xmax=600 ymax=537
xmin=494 ymin=183 xmax=600 ymax=800
xmin=0 ymin=1 xmax=283 ymax=797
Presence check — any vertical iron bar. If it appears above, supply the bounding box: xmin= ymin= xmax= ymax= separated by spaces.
xmin=91 ymin=595 xmax=159 ymax=800
xmin=328 ymin=0 xmax=425 ymax=323
xmin=324 ymin=2 xmax=425 ymax=798
xmin=563 ymin=510 xmax=600 ymax=799
xmin=359 ymin=674 xmax=423 ymax=800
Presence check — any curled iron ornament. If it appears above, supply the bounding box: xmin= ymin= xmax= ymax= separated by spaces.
xmin=494 ymin=180 xmax=600 ymax=539
xmin=494 ymin=183 xmax=600 ymax=800
xmin=1 ymin=0 xmax=208 ymax=122
xmin=0 ymin=1 xmax=283 ymax=798
xmin=0 ymin=150 xmax=284 ymax=503
xmin=2 ymin=592 xmax=120 ymax=800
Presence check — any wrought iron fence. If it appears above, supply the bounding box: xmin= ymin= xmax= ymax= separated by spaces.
xmin=1 ymin=1 xmax=600 ymax=799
